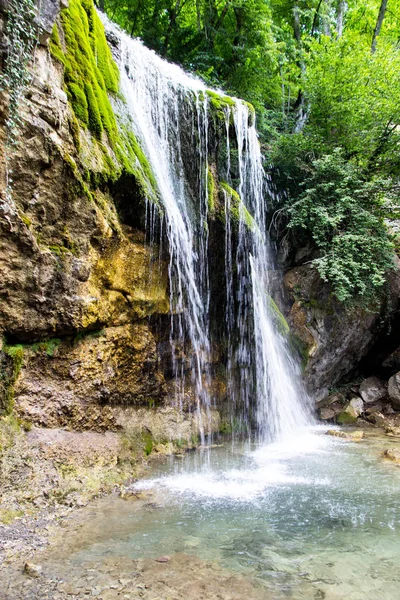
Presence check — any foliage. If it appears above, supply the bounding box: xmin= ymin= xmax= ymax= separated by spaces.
xmin=99 ymin=0 xmax=399 ymax=305
xmin=0 ymin=0 xmax=38 ymax=140
xmin=287 ymin=150 xmax=395 ymax=304
xmin=103 ymin=0 xmax=281 ymax=111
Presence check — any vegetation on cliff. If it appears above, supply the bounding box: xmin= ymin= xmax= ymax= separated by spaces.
xmin=49 ymin=0 xmax=159 ymax=204
xmin=102 ymin=0 xmax=400 ymax=307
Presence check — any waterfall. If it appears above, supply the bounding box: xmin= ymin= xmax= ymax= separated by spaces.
xmin=100 ymin=14 xmax=310 ymax=442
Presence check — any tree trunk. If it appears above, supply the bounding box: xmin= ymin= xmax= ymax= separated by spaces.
xmin=371 ymin=0 xmax=388 ymax=53
xmin=163 ymin=0 xmax=181 ymax=55
xmin=336 ymin=0 xmax=346 ymax=38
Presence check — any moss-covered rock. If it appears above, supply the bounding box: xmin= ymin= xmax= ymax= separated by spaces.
xmin=218 ymin=181 xmax=257 ymax=233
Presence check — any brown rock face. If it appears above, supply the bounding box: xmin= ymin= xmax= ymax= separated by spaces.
xmin=0 ymin=20 xmax=175 ymax=429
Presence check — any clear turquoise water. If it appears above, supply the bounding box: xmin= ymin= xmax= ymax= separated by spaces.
xmin=47 ymin=427 xmax=400 ymax=599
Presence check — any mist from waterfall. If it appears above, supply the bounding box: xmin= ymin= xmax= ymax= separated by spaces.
xmin=100 ymin=13 xmax=310 ymax=442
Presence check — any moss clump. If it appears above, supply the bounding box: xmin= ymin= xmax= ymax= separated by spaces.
xmin=206 ymin=90 xmax=236 ymax=124
xmin=51 ymin=0 xmax=119 ymax=145
xmin=49 ymin=23 xmax=66 ymax=65
xmin=206 ymin=90 xmax=236 ymax=109
xmin=68 ymin=82 xmax=89 ymax=124
xmin=207 ymin=166 xmax=217 ymax=213
xmin=142 ymin=429 xmax=154 ymax=456
xmin=244 ymin=101 xmax=256 ymax=126
xmin=30 ymin=338 xmax=62 ymax=357
xmin=219 ymin=181 xmax=257 ymax=232
xmin=49 ymin=0 xmax=159 ymax=207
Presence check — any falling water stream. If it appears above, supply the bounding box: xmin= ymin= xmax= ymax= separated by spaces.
xmin=103 ymin=15 xmax=310 ymax=443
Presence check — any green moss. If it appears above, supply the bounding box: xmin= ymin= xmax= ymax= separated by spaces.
xmin=207 ymin=166 xmax=217 ymax=213
xmin=206 ymin=90 xmax=236 ymax=108
xmin=85 ymin=82 xmax=103 ymax=137
xmin=142 ymin=430 xmax=154 ymax=456
xmin=267 ymin=295 xmax=290 ymax=337
xmin=50 ymin=0 xmax=159 ymax=212
xmin=337 ymin=411 xmax=358 ymax=425
xmin=219 ymin=181 xmax=257 ymax=232
xmin=73 ymin=328 xmax=105 ymax=345
xmin=19 ymin=212 xmax=32 ymax=227
xmin=54 ymin=0 xmax=119 ymax=144
xmin=49 ymin=23 xmax=66 ymax=65
xmin=30 ymin=338 xmax=62 ymax=357
xmin=68 ymin=113 xmax=81 ymax=152
xmin=244 ymin=101 xmax=256 ymax=126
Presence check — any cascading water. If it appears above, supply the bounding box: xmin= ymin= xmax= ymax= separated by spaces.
xmin=101 ymin=13 xmax=310 ymax=442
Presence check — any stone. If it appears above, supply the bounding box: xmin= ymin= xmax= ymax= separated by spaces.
xmin=359 ymin=377 xmax=387 ymax=404
xmin=337 ymin=400 xmax=361 ymax=425
xmin=35 ymin=0 xmax=62 ymax=45
xmin=365 ymin=411 xmax=388 ymax=428
xmin=319 ymin=407 xmax=335 ymax=420
xmin=381 ymin=448 xmax=400 ymax=464
xmin=388 ymin=372 xmax=400 ymax=410
xmin=349 ymin=397 xmax=364 ymax=415
xmin=24 ymin=562 xmax=42 ymax=578
xmin=385 ymin=426 xmax=400 ymax=437
xmin=155 ymin=556 xmax=170 ymax=563
xmin=326 ymin=430 xmax=364 ymax=441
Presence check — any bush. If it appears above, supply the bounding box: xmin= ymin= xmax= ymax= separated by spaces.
xmin=286 ymin=150 xmax=395 ymax=306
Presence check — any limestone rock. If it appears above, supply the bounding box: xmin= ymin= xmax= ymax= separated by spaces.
xmin=359 ymin=377 xmax=387 ymax=404
xmin=381 ymin=448 xmax=400 ymax=464
xmin=337 ymin=398 xmax=363 ymax=424
xmin=388 ymin=372 xmax=400 ymax=410
xmin=365 ymin=410 xmax=388 ymax=428
xmin=24 ymin=562 xmax=42 ymax=578
xmin=36 ymin=0 xmax=64 ymax=45
xmin=349 ymin=397 xmax=364 ymax=415
xmin=385 ymin=426 xmax=400 ymax=437
xmin=326 ymin=430 xmax=364 ymax=441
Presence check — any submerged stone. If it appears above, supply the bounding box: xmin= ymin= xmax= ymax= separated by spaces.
xmin=326 ymin=430 xmax=364 ymax=441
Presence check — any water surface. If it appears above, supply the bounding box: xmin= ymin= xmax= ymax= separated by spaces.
xmin=37 ymin=427 xmax=400 ymax=600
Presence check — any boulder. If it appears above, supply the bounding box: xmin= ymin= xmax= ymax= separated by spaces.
xmin=348 ymin=397 xmax=364 ymax=415
xmin=388 ymin=372 xmax=400 ymax=410
xmin=319 ymin=407 xmax=336 ymax=421
xmin=337 ymin=398 xmax=364 ymax=424
xmin=359 ymin=377 xmax=387 ymax=404
xmin=364 ymin=411 xmax=388 ymax=428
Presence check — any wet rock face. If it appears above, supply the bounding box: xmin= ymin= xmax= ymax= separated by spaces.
xmin=283 ymin=266 xmax=378 ymax=399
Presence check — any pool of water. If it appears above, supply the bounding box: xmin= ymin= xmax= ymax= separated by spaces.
xmin=14 ymin=426 xmax=400 ymax=599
